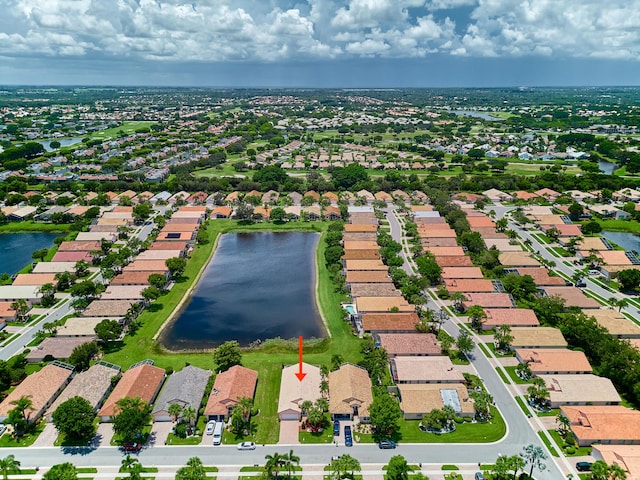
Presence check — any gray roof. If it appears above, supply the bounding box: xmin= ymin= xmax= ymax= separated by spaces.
xmin=152 ymin=366 xmax=211 ymax=416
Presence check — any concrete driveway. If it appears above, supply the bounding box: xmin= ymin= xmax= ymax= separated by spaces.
xmin=278 ymin=420 xmax=299 ymax=445
xmin=93 ymin=423 xmax=114 ymax=447
xmin=149 ymin=421 xmax=173 ymax=447
xmin=32 ymin=423 xmax=59 ymax=447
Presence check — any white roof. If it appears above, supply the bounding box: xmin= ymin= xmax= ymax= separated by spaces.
xmin=277 ymin=363 xmax=322 ymax=416
xmin=0 ymin=285 xmax=41 ymax=300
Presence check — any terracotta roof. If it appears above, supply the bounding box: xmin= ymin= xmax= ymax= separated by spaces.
xmin=329 ymin=363 xmax=372 ymax=417
xmin=376 ymin=333 xmax=441 ymax=356
xmin=344 ymin=224 xmax=378 ymax=233
xmin=204 ymin=365 xmax=258 ymax=417
xmin=516 ymin=268 xmax=566 ymax=286
xmin=441 ymin=267 xmax=484 ymax=279
xmin=562 ymin=405 xmax=640 ymax=445
xmin=515 ymin=348 xmax=592 ymax=374
xmin=26 ymin=337 xmax=91 ymax=362
xmin=463 ymin=293 xmax=514 ymax=308
xmin=391 ymin=356 xmax=464 ymax=383
xmin=98 ymin=363 xmax=166 ymax=417
xmin=467 ymin=216 xmax=495 ymax=228
xmin=124 ymin=260 xmax=170 ymax=272
xmin=342 ymin=249 xmax=381 ymax=261
xmin=436 ymin=256 xmax=474 ymax=267
xmin=149 ymin=241 xmax=188 ymax=251
xmin=345 ymin=271 xmax=392 ymax=284
xmin=543 ymin=287 xmax=601 ymax=309
xmin=484 ymin=238 xmax=522 ymax=252
xmin=0 ymin=364 xmax=73 ymax=420
xmin=445 ymin=279 xmax=495 ymax=293
xmin=592 ymin=445 xmax=640 ymax=479
xmin=361 ymin=313 xmax=419 ymax=332
xmin=598 ymin=250 xmax=634 ymax=266
xmin=426 ymin=247 xmax=465 ymax=256
xmin=344 ymin=260 xmax=388 ymax=271
xmin=58 ymin=241 xmax=101 ymax=252
xmin=349 ymin=284 xmax=401 ymax=297
xmin=0 ymin=302 xmax=16 ymax=319
xmin=484 ymin=308 xmax=539 ymax=328
xmin=52 ymin=251 xmax=93 ymax=263
xmin=343 ymin=231 xmax=377 ymax=242
xmin=110 ymin=271 xmax=163 ymax=286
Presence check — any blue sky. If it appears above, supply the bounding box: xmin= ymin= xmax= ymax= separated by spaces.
xmin=0 ymin=0 xmax=639 ymax=87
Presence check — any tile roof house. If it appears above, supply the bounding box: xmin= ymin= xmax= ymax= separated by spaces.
xmin=462 ymin=293 xmax=515 ymax=309
xmin=0 ymin=363 xmax=74 ymax=422
xmin=152 ymin=366 xmax=212 ymax=422
xmin=540 ymin=374 xmax=621 ymax=408
xmin=329 ymin=363 xmax=373 ymax=421
xmin=375 ymin=333 xmax=441 ymax=357
xmin=204 ymin=365 xmax=258 ymax=421
xmin=515 ymin=348 xmax=592 ymax=375
xmin=81 ymin=300 xmax=136 ymax=318
xmin=390 ymin=356 xmax=464 ymax=384
xmin=25 ymin=337 xmax=92 ymax=363
xmin=0 ymin=302 xmax=16 ymax=323
xmin=592 ymin=445 xmax=640 ymax=480
xmin=345 ymin=271 xmax=392 ymax=284
xmin=441 ymin=267 xmax=484 ymax=279
xmin=277 ymin=363 xmax=322 ymax=421
xmin=349 ymin=284 xmax=401 ymax=298
xmin=355 ymin=297 xmax=414 ymax=314
xmin=515 ymin=268 xmax=566 ymax=286
xmin=46 ymin=362 xmax=121 ymax=421
xmin=588 ymin=309 xmax=640 ymax=338
xmin=445 ymin=279 xmax=495 ymax=293
xmin=483 ymin=308 xmax=540 ymax=330
xmin=561 ymin=405 xmax=640 ymax=446
xmin=542 ymin=286 xmax=601 ymax=309
xmin=509 ymin=327 xmax=568 ymax=349
xmin=397 ymin=384 xmax=475 ymax=420
xmin=361 ymin=313 xmax=420 ymax=333
xmin=98 ymin=361 xmax=166 ymax=421
xmin=498 ymin=252 xmax=541 ymax=267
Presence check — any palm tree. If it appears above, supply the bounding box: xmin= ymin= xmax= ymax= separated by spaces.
xmin=10 ymin=395 xmax=33 ymax=422
xmin=609 ymin=463 xmax=628 ymax=480
xmin=168 ymin=403 xmax=183 ymax=423
xmin=265 ymin=452 xmax=285 ymax=480
xmin=494 ymin=324 xmax=513 ymax=351
xmin=182 ymin=406 xmax=196 ymax=427
xmin=285 ymin=450 xmax=300 ymax=479
xmin=450 ymin=292 xmax=466 ymax=312
xmin=0 ymin=455 xmax=20 ymax=480
xmin=555 ymin=413 xmax=571 ymax=436
xmin=319 ymin=379 xmax=329 ymax=399
xmin=237 ymin=396 xmax=253 ymax=425
xmin=10 ymin=299 xmax=30 ymax=323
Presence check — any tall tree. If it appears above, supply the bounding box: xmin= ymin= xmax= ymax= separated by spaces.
xmin=386 ymin=455 xmax=410 ymax=480
xmin=0 ymin=455 xmax=20 ymax=480
xmin=165 ymin=257 xmax=187 ymax=279
xmin=42 ymin=462 xmax=78 ymax=480
xmin=175 ymin=456 xmax=207 ymax=480
xmin=520 ymin=444 xmax=547 ymax=479
xmin=369 ymin=393 xmax=402 ymax=436
xmin=112 ymin=397 xmax=152 ymax=443
xmin=212 ymin=340 xmax=242 ymax=372
xmin=52 ymin=396 xmax=96 ymax=441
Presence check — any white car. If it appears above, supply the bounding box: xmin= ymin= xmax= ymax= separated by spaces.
xmin=237 ymin=441 xmax=256 ymax=450
xmin=205 ymin=421 xmax=216 ymax=435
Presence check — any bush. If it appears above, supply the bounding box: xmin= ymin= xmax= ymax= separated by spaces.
xmin=454 ymin=416 xmax=464 ymax=424
xmin=565 ymin=447 xmax=575 ymax=455
xmin=174 ymin=422 xmax=188 ymax=438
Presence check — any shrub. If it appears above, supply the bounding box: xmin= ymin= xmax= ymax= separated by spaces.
xmin=174 ymin=422 xmax=188 ymax=438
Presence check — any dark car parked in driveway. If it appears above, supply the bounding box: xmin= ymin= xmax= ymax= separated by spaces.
xmin=344 ymin=425 xmax=353 ymax=447
xmin=576 ymin=462 xmax=592 ymax=472
xmin=333 ymin=420 xmax=340 ymax=436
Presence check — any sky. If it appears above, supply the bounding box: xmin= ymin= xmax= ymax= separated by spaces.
xmin=1 ymin=0 xmax=639 ymax=88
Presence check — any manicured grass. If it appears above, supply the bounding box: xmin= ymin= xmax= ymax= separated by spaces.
xmin=530 ymin=233 xmax=552 ymax=244
xmin=392 ymin=407 xmax=506 ymax=443
xmin=0 ymin=221 xmax=73 ymax=233
xmin=102 ymin=219 xmax=361 ymax=445
xmin=486 ymin=343 xmax=515 ymax=357
xmin=548 ymin=429 xmax=592 ymax=457
xmin=300 ymin=426 xmax=333 ymax=444
xmin=110 ymin=425 xmax=152 ymax=446
xmin=515 ymin=396 xmax=530 ymax=415
xmin=78 ymin=468 xmax=99 ymax=473
xmin=442 ymin=465 xmax=459 ymax=470
xmin=504 ymin=366 xmax=532 ymax=384
xmin=0 ymin=421 xmax=45 ymax=447
xmin=537 ymin=431 xmax=559 ymax=457
xmin=495 ymin=367 xmax=509 ymax=384
xmin=550 ymin=247 xmax=572 ymax=257
xmin=119 ymin=466 xmax=158 ymax=473
xmin=477 ymin=342 xmax=492 ymax=358
xmin=91 ymin=121 xmax=154 ymax=139
xmin=596 ymin=219 xmax=640 ymax=233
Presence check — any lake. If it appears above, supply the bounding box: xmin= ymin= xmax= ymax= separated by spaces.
xmin=602 ymin=231 xmax=640 ymax=254
xmin=0 ymin=232 xmax=60 ymax=274
xmin=40 ymin=137 xmax=84 ymax=152
xmin=598 ymin=159 xmax=617 ymax=175
xmin=161 ymin=232 xmax=324 ymax=350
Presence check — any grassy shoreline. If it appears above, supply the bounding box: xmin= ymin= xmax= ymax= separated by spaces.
xmin=0 ymin=221 xmax=73 ymax=233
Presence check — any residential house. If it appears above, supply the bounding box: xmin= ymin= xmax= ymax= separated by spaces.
xmin=561 ymin=405 xmax=640 ymax=446
xmin=328 ymin=363 xmax=372 ymax=422
xmin=152 ymin=366 xmax=211 ymax=422
xmin=277 ymin=363 xmax=322 ymax=421
xmin=509 ymin=327 xmax=568 ymax=349
xmin=515 ymin=349 xmax=592 ymax=375
xmin=204 ymin=365 xmax=258 ymax=421
xmin=540 ymin=374 xmax=621 ymax=408
xmin=397 ymin=384 xmax=475 ymax=420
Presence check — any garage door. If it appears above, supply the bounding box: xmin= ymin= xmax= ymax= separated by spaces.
xmin=280 ymin=413 xmax=299 ymax=421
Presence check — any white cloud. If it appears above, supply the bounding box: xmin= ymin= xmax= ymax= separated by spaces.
xmin=0 ymin=0 xmax=638 ymax=64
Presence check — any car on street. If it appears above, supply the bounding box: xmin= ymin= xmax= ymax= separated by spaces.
xmin=576 ymin=280 xmax=587 ymax=287
xmin=378 ymin=440 xmax=397 ymax=449
xmin=576 ymin=462 xmax=592 ymax=472
xmin=333 ymin=420 xmax=340 ymax=436
xmin=122 ymin=442 xmax=142 ymax=452
xmin=237 ymin=442 xmax=256 ymax=450
xmin=474 ymin=473 xmax=485 ymax=480
xmin=205 ymin=420 xmax=216 ymax=435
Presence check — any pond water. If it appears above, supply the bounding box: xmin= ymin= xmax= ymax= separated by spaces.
xmin=598 ymin=159 xmax=617 ymax=175
xmin=39 ymin=137 xmax=84 ymax=152
xmin=602 ymin=231 xmax=640 ymax=254
xmin=449 ymin=110 xmax=504 ymax=121
xmin=0 ymin=232 xmax=60 ymax=275
xmin=161 ymin=232 xmax=324 ymax=350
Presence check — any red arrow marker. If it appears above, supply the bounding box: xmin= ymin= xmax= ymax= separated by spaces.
xmin=295 ymin=336 xmax=306 ymax=381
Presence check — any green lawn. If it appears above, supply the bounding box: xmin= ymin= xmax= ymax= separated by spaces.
xmin=0 ymin=421 xmax=45 ymax=447
xmin=91 ymin=121 xmax=154 ymax=139
xmin=595 ymin=219 xmax=640 ymax=233
xmin=495 ymin=367 xmax=509 ymax=384
xmin=0 ymin=221 xmax=73 ymax=233
xmin=537 ymin=431 xmax=559 ymax=457
xmin=548 ymin=429 xmax=591 ymax=456
xmin=102 ymin=219 xmax=361 ymax=444
xmin=486 ymin=343 xmax=515 ymax=357
xmin=300 ymin=424 xmax=333 ymax=444
xmin=503 ymin=366 xmax=532 ymax=384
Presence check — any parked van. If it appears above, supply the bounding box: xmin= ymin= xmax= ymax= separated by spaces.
xmin=212 ymin=421 xmax=223 ymax=445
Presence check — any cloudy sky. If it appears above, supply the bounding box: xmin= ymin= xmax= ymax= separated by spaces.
xmin=1 ymin=0 xmax=639 ymax=87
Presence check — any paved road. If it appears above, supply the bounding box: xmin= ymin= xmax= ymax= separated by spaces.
xmin=0 ymin=298 xmax=73 ymax=361
xmin=384 ymin=207 xmax=567 ymax=480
